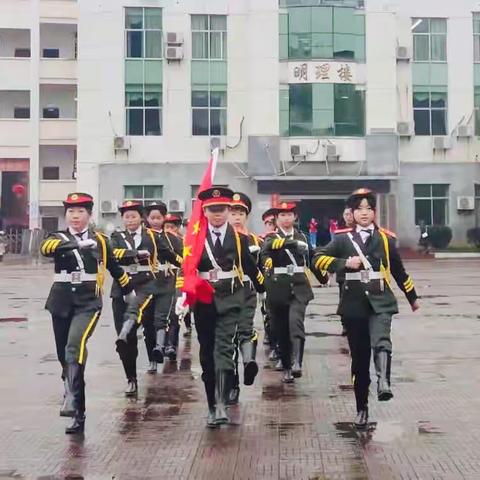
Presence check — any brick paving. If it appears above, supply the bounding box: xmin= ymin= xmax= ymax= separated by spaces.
xmin=1 ymin=260 xmax=480 ymax=480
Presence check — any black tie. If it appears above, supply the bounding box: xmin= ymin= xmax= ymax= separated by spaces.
xmin=213 ymin=231 xmax=222 ymax=257
xmin=76 ymin=231 xmax=87 ymax=241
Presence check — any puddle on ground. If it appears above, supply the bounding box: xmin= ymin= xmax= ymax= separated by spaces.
xmin=334 ymin=421 xmax=377 ymax=440
xmin=262 ymin=383 xmax=309 ymax=400
xmin=338 ymin=384 xmax=354 ymax=391
xmin=418 ymin=420 xmax=444 ymax=435
xmin=0 ymin=317 xmax=27 ymax=323
xmin=370 ymin=421 xmax=405 ymax=443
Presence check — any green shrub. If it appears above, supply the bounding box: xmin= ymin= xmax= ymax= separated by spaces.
xmin=427 ymin=225 xmax=452 ymax=249
xmin=467 ymin=227 xmax=480 ymax=249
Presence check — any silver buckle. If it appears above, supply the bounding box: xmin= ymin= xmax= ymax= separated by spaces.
xmin=71 ymin=272 xmax=82 ymax=284
xmin=287 ymin=265 xmax=295 ymax=275
xmin=208 ymin=269 xmax=219 ymax=281
xmin=129 ymin=264 xmax=138 ymax=274
xmin=360 ymin=270 xmax=370 ymax=283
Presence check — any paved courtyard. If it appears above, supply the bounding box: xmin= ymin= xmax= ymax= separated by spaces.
xmin=1 ymin=259 xmax=480 ymax=480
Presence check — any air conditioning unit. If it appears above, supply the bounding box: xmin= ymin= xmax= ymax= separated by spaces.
xmin=457 ymin=196 xmax=475 ymax=211
xmin=291 ymin=144 xmax=307 ymax=157
xmin=166 ymin=32 xmax=184 ymax=45
xmin=114 ymin=136 xmax=130 ymax=151
xmin=168 ymin=199 xmax=186 ymax=212
xmin=100 ymin=200 xmax=118 ymax=214
xmin=165 ymin=46 xmax=183 ymax=61
xmin=397 ymin=121 xmax=414 ymax=137
xmin=457 ymin=125 xmax=474 ymax=138
xmin=326 ymin=143 xmax=342 ymax=161
xmin=396 ymin=46 xmax=411 ymax=61
xmin=433 ymin=136 xmax=452 ymax=150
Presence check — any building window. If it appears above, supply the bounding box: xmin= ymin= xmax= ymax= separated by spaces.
xmin=286 ymin=6 xmax=365 ymax=61
xmin=124 ymin=185 xmax=163 ymax=205
xmin=125 ymin=7 xmax=162 ymax=59
xmin=414 ymin=184 xmax=449 ymax=226
xmin=192 ymin=89 xmax=227 ymax=136
xmin=475 ymin=184 xmax=480 ymax=227
xmin=42 ymin=216 xmax=59 ymax=232
xmin=412 ymin=18 xmax=447 ymax=62
xmin=192 ymin=15 xmax=227 ymax=60
xmin=42 ymin=166 xmax=59 ymax=180
xmin=413 ymin=87 xmax=447 ymax=135
xmin=475 ymin=87 xmax=480 ymax=136
xmin=474 ymin=13 xmax=480 ymax=62
xmin=288 ymin=83 xmax=364 ymax=136
xmin=125 ymin=7 xmax=162 ymax=136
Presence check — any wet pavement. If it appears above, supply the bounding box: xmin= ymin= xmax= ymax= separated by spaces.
xmin=1 ymin=260 xmax=480 ymax=480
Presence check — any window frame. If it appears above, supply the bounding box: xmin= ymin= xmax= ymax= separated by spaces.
xmin=191 ymin=15 xmax=227 ymax=61
xmin=124 ymin=7 xmax=163 ymax=136
xmin=413 ymin=183 xmax=449 ymax=226
xmin=125 ymin=7 xmax=163 ymax=60
xmin=413 ymin=88 xmax=447 ymax=136
xmin=191 ymin=89 xmax=227 ymax=136
xmin=412 ymin=18 xmax=447 ymax=63
xmin=123 ymin=185 xmax=163 ymax=206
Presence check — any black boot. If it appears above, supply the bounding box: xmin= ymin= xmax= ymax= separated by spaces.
xmin=125 ymin=378 xmax=138 ymax=397
xmin=282 ymin=369 xmax=294 ymax=383
xmin=64 ymin=363 xmax=85 ymax=434
xmin=152 ymin=329 xmax=165 ymax=363
xmin=214 ymin=370 xmax=229 ymax=425
xmin=374 ymin=350 xmax=394 ymax=401
xmin=225 ymin=369 xmax=240 ymax=406
xmin=354 ymin=407 xmax=369 ymax=430
xmin=204 ymin=379 xmax=218 ymax=428
xmin=240 ymin=340 xmax=258 ymax=386
xmin=60 ymin=367 xmax=75 ymax=417
xmin=116 ymin=319 xmax=136 ymax=357
xmin=147 ymin=361 xmax=157 ymax=374
xmin=291 ymin=338 xmax=305 ymax=378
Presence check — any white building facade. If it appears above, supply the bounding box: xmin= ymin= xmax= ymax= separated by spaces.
xmin=1 ymin=0 xmax=479 ymax=246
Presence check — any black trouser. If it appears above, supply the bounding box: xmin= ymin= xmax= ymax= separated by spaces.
xmin=52 ymin=306 xmax=101 ymax=367
xmin=337 ymin=280 xmax=346 ymax=328
xmin=344 ymin=312 xmax=393 ymax=411
xmin=193 ymin=302 xmax=217 ymax=409
xmin=112 ymin=292 xmax=154 ymax=379
xmin=166 ymin=312 xmax=180 ymax=349
xmin=269 ymin=297 xmax=307 ymax=370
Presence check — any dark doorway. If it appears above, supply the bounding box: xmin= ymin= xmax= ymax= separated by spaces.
xmin=298 ymin=199 xmax=346 ymax=246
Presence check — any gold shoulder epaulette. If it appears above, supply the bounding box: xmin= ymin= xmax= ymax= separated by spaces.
xmin=380 ymin=227 xmax=397 ymax=239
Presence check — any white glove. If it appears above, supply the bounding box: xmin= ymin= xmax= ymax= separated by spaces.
xmin=137 ymin=249 xmax=150 ymax=258
xmin=249 ymin=245 xmax=261 ymax=254
xmin=258 ymin=292 xmax=266 ymax=301
xmin=123 ymin=290 xmax=136 ymax=303
xmin=175 ymin=294 xmax=189 ymax=318
xmin=77 ymin=239 xmax=97 ymax=249
xmin=296 ymin=240 xmax=308 ymax=253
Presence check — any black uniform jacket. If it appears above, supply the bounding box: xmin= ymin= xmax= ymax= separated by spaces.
xmin=312 ymin=227 xmax=418 ymax=318
xmin=195 ymin=224 xmax=265 ymax=298
xmin=110 ymin=227 xmax=180 ymax=298
xmin=261 ymin=228 xmax=328 ymax=306
xmin=40 ymin=229 xmax=132 ymax=316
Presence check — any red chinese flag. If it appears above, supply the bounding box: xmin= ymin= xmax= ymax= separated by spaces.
xmin=181 ymin=149 xmax=219 ymax=306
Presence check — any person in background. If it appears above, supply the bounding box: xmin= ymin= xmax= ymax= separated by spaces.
xmin=308 ymin=217 xmax=318 ymax=248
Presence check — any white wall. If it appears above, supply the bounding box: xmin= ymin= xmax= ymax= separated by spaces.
xmin=0 ymin=90 xmax=30 ymax=117
xmin=77 ymin=0 xmax=279 ymax=215
xmin=39 ymin=145 xmax=75 ymax=179
xmin=0 ymin=29 xmax=31 ymax=57
xmin=40 ymin=23 xmax=76 ymax=59
xmin=39 ymin=84 xmax=77 ymax=118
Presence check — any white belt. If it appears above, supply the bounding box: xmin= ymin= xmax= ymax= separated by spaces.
xmin=54 ymin=272 xmax=97 ymax=284
xmin=125 ymin=264 xmax=151 ymax=274
xmin=154 ymin=263 xmax=169 ymax=272
xmin=345 ymin=271 xmax=384 ymax=282
xmin=243 ymin=275 xmax=252 ymax=283
xmin=199 ymin=270 xmax=236 ymax=282
xmin=273 ymin=266 xmax=306 ymax=275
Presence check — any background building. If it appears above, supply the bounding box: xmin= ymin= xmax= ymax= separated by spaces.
xmin=1 ymin=0 xmax=479 ymax=246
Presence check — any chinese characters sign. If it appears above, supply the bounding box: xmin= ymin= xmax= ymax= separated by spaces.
xmin=288 ymin=61 xmax=359 ymax=84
